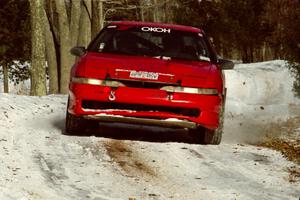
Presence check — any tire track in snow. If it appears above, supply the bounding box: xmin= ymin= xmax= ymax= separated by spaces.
xmin=35 ymin=152 xmax=69 ymax=187
xmin=104 ymin=140 xmax=157 ymax=179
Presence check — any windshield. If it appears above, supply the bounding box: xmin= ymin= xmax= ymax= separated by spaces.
xmin=89 ymin=26 xmax=212 ymax=62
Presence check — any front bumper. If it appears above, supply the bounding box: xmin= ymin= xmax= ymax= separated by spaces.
xmin=84 ymin=114 xmax=197 ymax=129
xmin=68 ymin=83 xmax=222 ymax=129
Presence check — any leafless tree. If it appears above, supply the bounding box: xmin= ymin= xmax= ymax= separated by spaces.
xmin=29 ymin=0 xmax=47 ymax=96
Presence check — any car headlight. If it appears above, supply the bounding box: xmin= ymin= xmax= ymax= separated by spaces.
xmin=72 ymin=78 xmax=124 ymax=87
xmin=72 ymin=77 xmax=103 ymax=85
xmin=161 ymin=86 xmax=218 ymax=95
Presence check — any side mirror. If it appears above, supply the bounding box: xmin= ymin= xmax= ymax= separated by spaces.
xmin=70 ymin=46 xmax=86 ymax=57
xmin=218 ymin=59 xmax=234 ymax=70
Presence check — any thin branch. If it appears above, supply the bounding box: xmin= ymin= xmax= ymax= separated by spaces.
xmin=82 ymin=0 xmax=92 ymax=22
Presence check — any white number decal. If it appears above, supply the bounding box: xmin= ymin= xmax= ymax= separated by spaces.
xmin=130 ymin=70 xmax=159 ymax=80
xmin=141 ymin=27 xmax=171 ymax=34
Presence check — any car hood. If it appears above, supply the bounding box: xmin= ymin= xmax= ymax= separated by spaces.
xmin=82 ymin=52 xmax=215 ymax=87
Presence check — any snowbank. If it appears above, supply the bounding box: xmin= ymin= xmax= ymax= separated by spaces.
xmin=226 ymin=60 xmax=299 ymax=116
xmin=224 ymin=60 xmax=300 ymax=143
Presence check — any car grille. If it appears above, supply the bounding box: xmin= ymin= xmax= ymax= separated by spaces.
xmin=113 ymin=79 xmax=178 ymax=89
xmin=82 ymin=100 xmax=200 ymax=117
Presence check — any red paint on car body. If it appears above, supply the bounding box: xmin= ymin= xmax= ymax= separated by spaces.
xmin=68 ymin=21 xmax=226 ymax=130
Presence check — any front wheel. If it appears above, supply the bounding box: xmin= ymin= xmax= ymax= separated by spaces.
xmin=190 ymin=105 xmax=224 ymax=145
xmin=65 ymin=111 xmax=85 ymax=135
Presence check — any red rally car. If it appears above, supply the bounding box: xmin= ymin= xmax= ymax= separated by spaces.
xmin=66 ymin=21 xmax=234 ymax=144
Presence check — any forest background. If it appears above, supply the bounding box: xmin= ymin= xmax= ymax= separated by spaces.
xmin=0 ymin=0 xmax=299 ymax=96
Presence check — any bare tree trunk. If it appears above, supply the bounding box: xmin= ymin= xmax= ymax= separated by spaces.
xmin=242 ymin=47 xmax=248 ymax=63
xmin=2 ymin=61 xmax=9 ymax=93
xmin=92 ymin=0 xmax=101 ymax=39
xmin=43 ymin=9 xmax=58 ymax=94
xmin=29 ymin=0 xmax=47 ymax=96
xmin=70 ymin=0 xmax=81 ymax=47
xmin=92 ymin=0 xmax=99 ymax=39
xmin=250 ymin=45 xmax=254 ymax=63
xmin=262 ymin=42 xmax=266 ymax=61
xmin=139 ymin=0 xmax=145 ymax=21
xmin=55 ymin=0 xmax=73 ymax=94
xmin=153 ymin=0 xmax=159 ymax=22
xmin=164 ymin=2 xmax=170 ymax=23
xmin=99 ymin=0 xmax=104 ymax=30
xmin=78 ymin=0 xmax=91 ymax=47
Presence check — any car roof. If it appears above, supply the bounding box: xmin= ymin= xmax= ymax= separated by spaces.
xmin=110 ymin=21 xmax=203 ymax=33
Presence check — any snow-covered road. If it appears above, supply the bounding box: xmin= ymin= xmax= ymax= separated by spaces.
xmin=0 ymin=60 xmax=299 ymax=200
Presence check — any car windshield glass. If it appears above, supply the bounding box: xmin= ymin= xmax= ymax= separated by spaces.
xmin=89 ymin=27 xmax=211 ymax=62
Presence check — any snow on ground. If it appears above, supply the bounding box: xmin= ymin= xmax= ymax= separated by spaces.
xmin=224 ymin=60 xmax=300 ymax=143
xmin=0 ymin=60 xmax=299 ymax=200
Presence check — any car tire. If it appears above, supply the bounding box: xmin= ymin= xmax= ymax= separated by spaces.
xmin=203 ymin=105 xmax=224 ymax=145
xmin=65 ymin=111 xmax=85 ymax=135
xmin=190 ymin=104 xmax=224 ymax=145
